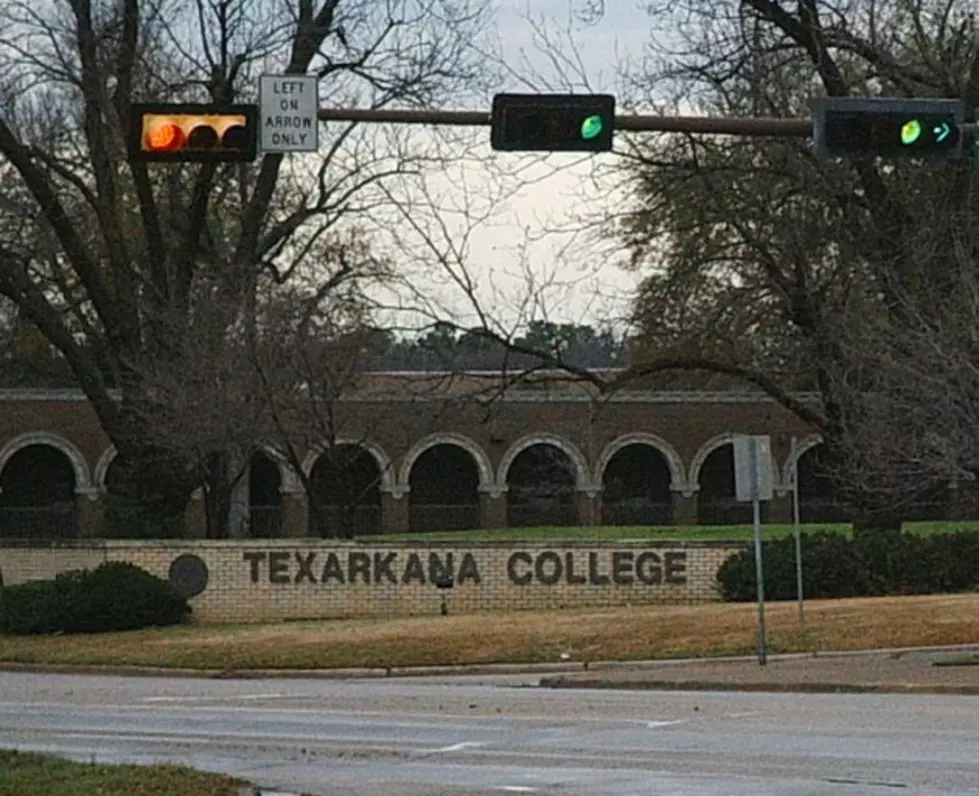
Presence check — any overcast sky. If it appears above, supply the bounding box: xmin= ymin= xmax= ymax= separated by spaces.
xmin=371 ymin=0 xmax=657 ymax=335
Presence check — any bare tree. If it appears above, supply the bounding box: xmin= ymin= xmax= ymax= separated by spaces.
xmin=0 ymin=0 xmax=494 ymax=532
xmin=556 ymin=0 xmax=979 ymax=527
xmin=828 ymin=212 xmax=979 ymax=521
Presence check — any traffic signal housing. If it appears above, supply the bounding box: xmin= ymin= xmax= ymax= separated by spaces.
xmin=128 ymin=103 xmax=259 ymax=163
xmin=812 ymin=97 xmax=964 ymax=160
xmin=491 ymin=93 xmax=615 ymax=153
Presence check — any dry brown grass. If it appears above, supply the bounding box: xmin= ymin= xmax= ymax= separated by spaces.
xmin=1 ymin=594 xmax=977 ymax=671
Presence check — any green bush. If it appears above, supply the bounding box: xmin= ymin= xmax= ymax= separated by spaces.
xmin=0 ymin=562 xmax=191 ymax=635
xmin=717 ymin=532 xmax=870 ymax=601
xmin=717 ymin=530 xmax=979 ymax=602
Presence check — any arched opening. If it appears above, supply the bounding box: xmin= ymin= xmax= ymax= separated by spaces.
xmin=796 ymin=445 xmax=851 ymax=523
xmin=696 ymin=443 xmax=769 ymax=525
xmin=309 ymin=444 xmax=382 ymax=537
xmin=506 ymin=443 xmax=579 ymax=528
xmin=0 ymin=444 xmax=77 ymax=539
xmin=601 ymin=444 xmax=673 ymax=525
xmin=408 ymin=444 xmax=480 ymax=532
xmin=249 ymin=452 xmax=283 ymax=537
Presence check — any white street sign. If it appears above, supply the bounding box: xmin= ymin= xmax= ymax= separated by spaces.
xmin=259 ymin=74 xmax=319 ymax=153
xmin=733 ymin=434 xmax=774 ymax=502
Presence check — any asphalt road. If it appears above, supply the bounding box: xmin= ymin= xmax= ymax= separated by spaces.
xmin=2 ymin=671 xmax=979 ymax=795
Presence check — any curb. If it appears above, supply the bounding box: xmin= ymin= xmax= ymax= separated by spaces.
xmin=537 ymin=676 xmax=979 ymax=695
xmin=0 ymin=661 xmax=586 ymax=679
xmin=2 ymin=642 xmax=978 ymax=681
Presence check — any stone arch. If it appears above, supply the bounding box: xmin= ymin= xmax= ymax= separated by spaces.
xmin=300 ymin=438 xmax=394 ymax=490
xmin=497 ymin=433 xmax=591 ymax=490
xmin=304 ymin=438 xmax=390 ymax=537
xmin=781 ymin=434 xmax=823 ymax=491
xmin=96 ymin=442 xmax=302 ymax=495
xmin=398 ymin=433 xmax=493 ymax=489
xmin=256 ymin=444 xmax=301 ymax=493
xmin=93 ymin=445 xmax=118 ymax=492
xmin=0 ymin=431 xmax=92 ymax=492
xmin=594 ymin=433 xmax=686 ymax=492
xmin=688 ymin=432 xmax=781 ymax=494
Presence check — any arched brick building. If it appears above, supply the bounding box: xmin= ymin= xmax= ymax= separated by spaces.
xmin=0 ymin=376 xmax=960 ymax=538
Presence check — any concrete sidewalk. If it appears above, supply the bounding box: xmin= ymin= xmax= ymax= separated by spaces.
xmin=539 ymin=648 xmax=979 ymax=694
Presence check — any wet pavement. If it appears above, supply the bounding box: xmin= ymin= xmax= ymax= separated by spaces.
xmin=2 ymin=669 xmax=979 ymax=794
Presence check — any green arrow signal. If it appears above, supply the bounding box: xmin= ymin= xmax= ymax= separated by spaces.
xmin=934 ymin=122 xmax=950 ymax=143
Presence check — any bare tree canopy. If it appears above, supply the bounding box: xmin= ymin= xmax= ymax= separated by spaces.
xmin=605 ymin=0 xmax=979 ymax=520
xmin=0 ymin=0 xmax=494 ymax=533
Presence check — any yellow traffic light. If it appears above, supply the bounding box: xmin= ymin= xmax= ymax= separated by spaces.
xmin=128 ymin=103 xmax=258 ymax=163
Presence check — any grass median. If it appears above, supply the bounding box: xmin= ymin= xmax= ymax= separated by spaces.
xmin=1 ymin=594 xmax=978 ymax=671
xmin=0 ymin=750 xmax=244 ymax=796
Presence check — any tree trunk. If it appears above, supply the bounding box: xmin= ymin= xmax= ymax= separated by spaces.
xmin=102 ymin=447 xmax=197 ymax=538
xmin=202 ymin=451 xmax=235 ymax=539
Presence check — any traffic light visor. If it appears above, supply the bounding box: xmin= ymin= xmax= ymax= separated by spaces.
xmin=491 ymin=94 xmax=615 ymax=152
xmin=812 ymin=97 xmax=965 ymax=160
xmin=823 ymin=111 xmax=960 ymax=154
xmin=129 ymin=103 xmax=258 ymax=162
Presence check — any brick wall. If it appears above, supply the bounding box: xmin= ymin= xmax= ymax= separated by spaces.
xmin=0 ymin=540 xmax=745 ymax=623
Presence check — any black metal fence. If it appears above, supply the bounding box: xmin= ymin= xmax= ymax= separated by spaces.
xmin=248 ymin=505 xmax=284 ymax=537
xmin=409 ymin=504 xmax=480 ymax=533
xmin=507 ymin=501 xmax=579 ymax=528
xmin=601 ymin=500 xmax=673 ymax=526
xmin=697 ymin=498 xmax=770 ymax=526
xmin=0 ymin=504 xmax=77 ymax=540
xmin=311 ymin=505 xmax=382 ymax=537
xmin=798 ymin=498 xmax=852 ymax=524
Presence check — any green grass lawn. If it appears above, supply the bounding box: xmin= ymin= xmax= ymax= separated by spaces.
xmin=364 ymin=520 xmax=979 ymax=544
xmin=0 ymin=750 xmax=244 ymax=796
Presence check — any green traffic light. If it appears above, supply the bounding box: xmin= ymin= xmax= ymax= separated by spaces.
xmin=901 ymin=119 xmax=922 ymax=145
xmin=581 ymin=115 xmax=604 ymax=140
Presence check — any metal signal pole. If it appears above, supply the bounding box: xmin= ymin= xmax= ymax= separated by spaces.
xmin=316 ymin=106 xmax=979 ymax=140
xmin=317 ymin=106 xmax=815 ymax=137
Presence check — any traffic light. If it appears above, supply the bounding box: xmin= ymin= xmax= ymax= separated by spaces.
xmin=490 ymin=93 xmax=615 ymax=152
xmin=128 ymin=103 xmax=259 ymax=163
xmin=812 ymin=97 xmax=964 ymax=159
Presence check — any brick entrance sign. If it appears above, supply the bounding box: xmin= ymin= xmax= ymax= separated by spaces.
xmin=0 ymin=540 xmax=744 ymax=622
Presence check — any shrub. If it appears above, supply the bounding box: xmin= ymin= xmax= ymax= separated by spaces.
xmin=0 ymin=580 xmax=65 ymax=635
xmin=717 ymin=530 xmax=979 ymax=602
xmin=0 ymin=561 xmax=191 ymax=635
xmin=717 ymin=532 xmax=870 ymax=602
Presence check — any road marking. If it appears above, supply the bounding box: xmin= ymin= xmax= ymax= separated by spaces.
xmin=431 ymin=741 xmax=484 ymax=753
xmin=142 ymin=694 xmax=295 ymax=703
xmin=501 ymin=787 xmax=538 ymax=793
xmin=640 ymin=720 xmax=687 ymax=728
xmin=1 ymin=702 xmax=682 ymax=726
xmin=824 ymin=778 xmax=906 ymax=789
